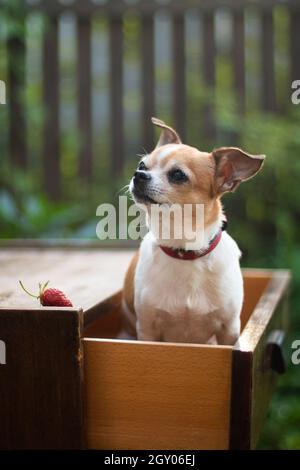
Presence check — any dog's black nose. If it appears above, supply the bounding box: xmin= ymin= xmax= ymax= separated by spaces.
xmin=134 ymin=170 xmax=151 ymax=183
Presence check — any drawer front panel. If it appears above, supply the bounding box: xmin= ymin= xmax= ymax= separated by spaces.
xmin=84 ymin=339 xmax=232 ymax=450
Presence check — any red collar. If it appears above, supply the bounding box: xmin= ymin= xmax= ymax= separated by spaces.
xmin=159 ymin=228 xmax=223 ymax=261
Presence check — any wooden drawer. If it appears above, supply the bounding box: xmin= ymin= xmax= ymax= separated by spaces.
xmin=0 ymin=247 xmax=290 ymax=449
xmin=83 ymin=269 xmax=290 ymax=450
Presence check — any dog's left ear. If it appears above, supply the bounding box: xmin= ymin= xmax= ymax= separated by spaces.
xmin=151 ymin=117 xmax=182 ymax=148
xmin=213 ymin=147 xmax=265 ymax=194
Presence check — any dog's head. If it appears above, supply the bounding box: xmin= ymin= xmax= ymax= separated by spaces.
xmin=130 ymin=117 xmax=265 ymax=214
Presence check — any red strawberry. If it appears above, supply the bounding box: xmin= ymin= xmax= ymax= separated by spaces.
xmin=19 ymin=281 xmax=73 ymax=307
xmin=40 ymin=288 xmax=73 ymax=307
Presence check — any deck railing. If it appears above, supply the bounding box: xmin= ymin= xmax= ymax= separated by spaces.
xmin=3 ymin=0 xmax=300 ymax=199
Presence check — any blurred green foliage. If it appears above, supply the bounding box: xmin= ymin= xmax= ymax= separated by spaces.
xmin=0 ymin=4 xmax=299 ymax=449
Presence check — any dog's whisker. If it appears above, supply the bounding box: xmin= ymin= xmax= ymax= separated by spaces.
xmin=141 ymin=146 xmax=148 ymax=155
xmin=116 ymin=184 xmax=130 ymax=197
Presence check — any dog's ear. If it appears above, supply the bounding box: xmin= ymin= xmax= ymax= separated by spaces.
xmin=212 ymin=147 xmax=265 ymax=194
xmin=151 ymin=117 xmax=182 ymax=148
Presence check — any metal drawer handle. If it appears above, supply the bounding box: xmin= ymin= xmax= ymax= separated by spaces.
xmin=264 ymin=329 xmax=286 ymax=374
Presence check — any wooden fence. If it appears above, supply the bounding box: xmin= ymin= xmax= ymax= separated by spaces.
xmin=4 ymin=0 xmax=300 ymax=200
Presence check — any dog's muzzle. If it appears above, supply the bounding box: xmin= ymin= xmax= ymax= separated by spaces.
xmin=132 ymin=171 xmax=156 ymax=203
xmin=133 ymin=170 xmax=151 ymax=186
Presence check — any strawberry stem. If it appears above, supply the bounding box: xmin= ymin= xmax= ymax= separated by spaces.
xmin=19 ymin=280 xmax=40 ymax=300
xmin=38 ymin=281 xmax=49 ymax=306
xmin=42 ymin=281 xmax=50 ymax=292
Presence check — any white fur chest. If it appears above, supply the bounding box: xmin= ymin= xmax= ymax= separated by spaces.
xmin=134 ymin=231 xmax=243 ymax=343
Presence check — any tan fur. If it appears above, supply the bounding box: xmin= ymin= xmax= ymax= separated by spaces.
xmin=123 ymin=250 xmax=139 ymax=314
xmin=122 ymin=251 xmax=139 ymax=336
xmin=146 ymin=144 xmax=222 ymax=231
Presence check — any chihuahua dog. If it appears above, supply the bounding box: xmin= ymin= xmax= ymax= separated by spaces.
xmin=122 ymin=117 xmax=265 ymax=345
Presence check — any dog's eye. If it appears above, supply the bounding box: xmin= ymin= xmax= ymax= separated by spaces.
xmin=138 ymin=161 xmax=147 ymax=171
xmin=168 ymin=168 xmax=188 ymax=184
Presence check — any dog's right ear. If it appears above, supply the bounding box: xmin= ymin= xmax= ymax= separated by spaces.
xmin=151 ymin=117 xmax=182 ymax=148
xmin=212 ymin=147 xmax=265 ymax=194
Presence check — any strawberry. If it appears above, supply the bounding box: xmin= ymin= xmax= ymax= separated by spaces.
xmin=40 ymin=287 xmax=73 ymax=307
xmin=19 ymin=281 xmax=73 ymax=307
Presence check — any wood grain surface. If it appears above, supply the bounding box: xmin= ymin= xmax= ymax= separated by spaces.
xmin=0 ymin=245 xmax=290 ymax=450
xmin=0 ymin=248 xmax=135 ymax=311
xmin=84 ymin=338 xmax=232 ymax=450
xmin=0 ymin=307 xmax=85 ymax=449
xmin=230 ymin=270 xmax=290 ymax=449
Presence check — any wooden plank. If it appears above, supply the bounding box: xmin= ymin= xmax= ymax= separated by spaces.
xmin=229 ymin=347 xmax=252 ymax=449
xmin=238 ymin=271 xmax=290 ymax=352
xmin=84 ymin=290 xmax=122 ymax=331
xmin=84 ymin=338 xmax=232 ymax=449
xmin=7 ymin=13 xmax=27 ymax=168
xmin=77 ymin=15 xmax=92 ymax=181
xmin=0 ymin=307 xmax=85 ymax=449
xmin=246 ymin=271 xmax=290 ymax=449
xmin=141 ymin=14 xmax=155 ymax=152
xmin=0 ymin=239 xmax=138 ymax=249
xmin=290 ymin=8 xmax=300 ymax=84
xmin=202 ymin=10 xmax=216 ymax=141
xmin=261 ymin=10 xmax=276 ymax=112
xmin=172 ymin=13 xmax=186 ymax=141
xmin=230 ymin=270 xmax=291 ymax=449
xmin=232 ymin=10 xmax=246 ymax=113
xmin=241 ymin=272 xmax=271 ymax=331
xmin=0 ymin=248 xmax=135 ymax=312
xmin=250 ymin=291 xmax=289 ymax=448
xmin=42 ymin=14 xmax=60 ymax=199
xmin=109 ymin=15 xmax=124 ymax=176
